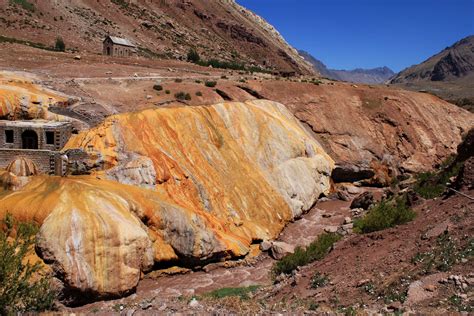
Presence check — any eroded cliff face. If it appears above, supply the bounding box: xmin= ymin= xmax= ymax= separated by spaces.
xmin=0 ymin=100 xmax=333 ymax=299
xmin=245 ymin=81 xmax=474 ymax=181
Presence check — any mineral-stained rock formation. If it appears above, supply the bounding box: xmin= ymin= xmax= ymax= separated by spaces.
xmin=0 ymin=71 xmax=68 ymax=120
xmin=0 ymin=100 xmax=333 ymax=301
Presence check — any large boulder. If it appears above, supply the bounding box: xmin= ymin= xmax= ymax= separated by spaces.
xmin=270 ymin=241 xmax=295 ymax=260
xmin=350 ymin=192 xmax=375 ymax=210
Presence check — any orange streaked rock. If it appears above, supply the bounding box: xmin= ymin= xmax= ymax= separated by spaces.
xmin=0 ymin=100 xmax=333 ymax=299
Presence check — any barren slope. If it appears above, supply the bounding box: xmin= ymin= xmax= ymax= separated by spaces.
xmin=0 ymin=0 xmax=313 ymax=74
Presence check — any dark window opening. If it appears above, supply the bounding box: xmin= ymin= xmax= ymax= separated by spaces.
xmin=5 ymin=130 xmax=14 ymax=143
xmin=46 ymin=131 xmax=55 ymax=145
xmin=22 ymin=130 xmax=38 ymax=149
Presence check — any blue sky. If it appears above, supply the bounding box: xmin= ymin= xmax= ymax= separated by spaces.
xmin=236 ymin=0 xmax=474 ymax=72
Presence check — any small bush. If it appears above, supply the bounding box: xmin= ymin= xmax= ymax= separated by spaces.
xmin=10 ymin=0 xmax=35 ymax=12
xmin=55 ymin=37 xmax=65 ymax=52
xmin=310 ymin=272 xmax=328 ymax=289
xmin=204 ymin=285 xmax=259 ymax=300
xmin=194 ymin=80 xmax=202 ymax=84
xmin=221 ymin=75 xmax=228 ymax=79
xmin=175 ymin=92 xmax=191 ymax=101
xmin=272 ymin=233 xmax=341 ymax=276
xmin=0 ymin=214 xmax=56 ymax=314
xmin=196 ymin=91 xmax=203 ymax=96
xmin=187 ymin=48 xmax=200 ymax=63
xmin=353 ymin=196 xmax=416 ymax=234
xmin=174 ymin=78 xmax=183 ymax=83
xmin=165 ymin=90 xmax=171 ymax=94
xmin=205 ymin=81 xmax=217 ymax=88
xmin=412 ymin=233 xmax=473 ymax=273
xmin=153 ymin=84 xmax=163 ymax=91
xmin=414 ymin=157 xmax=462 ymax=199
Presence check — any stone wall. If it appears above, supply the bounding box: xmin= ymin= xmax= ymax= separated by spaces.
xmin=0 ymin=123 xmax=71 ymax=151
xmin=0 ymin=149 xmax=60 ymax=174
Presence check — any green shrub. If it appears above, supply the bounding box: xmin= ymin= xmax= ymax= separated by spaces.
xmin=414 ymin=157 xmax=461 ymax=199
xmin=353 ymin=196 xmax=415 ymax=234
xmin=9 ymin=0 xmax=35 ymax=12
xmin=220 ymin=75 xmax=228 ymax=79
xmin=175 ymin=92 xmax=191 ymax=101
xmin=204 ymin=285 xmax=259 ymax=300
xmin=187 ymin=48 xmax=200 ymax=63
xmin=205 ymin=81 xmax=217 ymax=88
xmin=153 ymin=84 xmax=163 ymax=91
xmin=194 ymin=80 xmax=202 ymax=84
xmin=195 ymin=91 xmax=203 ymax=96
xmin=310 ymin=272 xmax=328 ymax=289
xmin=272 ymin=233 xmax=341 ymax=276
xmin=55 ymin=37 xmax=65 ymax=52
xmin=111 ymin=0 xmax=129 ymax=8
xmin=165 ymin=90 xmax=171 ymax=94
xmin=187 ymin=49 xmax=200 ymax=63
xmin=174 ymin=78 xmax=183 ymax=83
xmin=0 ymin=214 xmax=56 ymax=314
xmin=411 ymin=233 xmax=473 ymax=273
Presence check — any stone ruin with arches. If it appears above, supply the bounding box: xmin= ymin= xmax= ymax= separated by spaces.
xmin=0 ymin=120 xmax=72 ymax=175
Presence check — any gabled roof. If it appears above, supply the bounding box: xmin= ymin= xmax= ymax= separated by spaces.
xmin=104 ymin=36 xmax=136 ymax=48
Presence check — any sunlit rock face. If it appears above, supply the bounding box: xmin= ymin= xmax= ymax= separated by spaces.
xmin=0 ymin=71 xmax=68 ymax=120
xmin=0 ymin=100 xmax=333 ymax=299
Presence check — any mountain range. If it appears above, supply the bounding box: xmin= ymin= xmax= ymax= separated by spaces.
xmin=390 ymin=35 xmax=474 ymax=111
xmin=299 ymin=50 xmax=395 ymax=84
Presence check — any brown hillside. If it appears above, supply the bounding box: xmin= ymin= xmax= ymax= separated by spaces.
xmin=0 ymin=0 xmax=314 ymax=74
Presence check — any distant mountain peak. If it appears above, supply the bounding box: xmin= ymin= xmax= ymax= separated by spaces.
xmin=299 ymin=50 xmax=394 ymax=84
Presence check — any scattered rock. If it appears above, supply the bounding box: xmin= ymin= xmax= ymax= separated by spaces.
xmin=270 ymin=241 xmax=295 ymax=260
xmin=331 ymin=164 xmax=375 ymax=183
xmin=324 ymin=226 xmax=338 ymax=234
xmin=344 ymin=217 xmax=352 ymax=224
xmin=357 ymin=279 xmax=371 ymax=287
xmin=260 ymin=240 xmax=272 ymax=252
xmin=350 ymin=191 xmax=374 ymax=210
xmin=387 ymin=301 xmax=402 ymax=311
xmin=188 ymin=298 xmax=201 ymax=309
xmin=337 ymin=190 xmax=350 ymax=201
xmin=139 ymin=301 xmax=153 ymax=310
xmin=74 ymin=55 xmax=81 ymax=60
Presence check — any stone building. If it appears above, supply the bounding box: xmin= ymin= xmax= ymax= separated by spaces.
xmin=103 ymin=36 xmax=137 ymax=57
xmin=0 ymin=120 xmax=72 ymax=175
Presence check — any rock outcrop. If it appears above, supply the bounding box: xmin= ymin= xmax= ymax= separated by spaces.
xmin=0 ymin=100 xmax=333 ymax=300
xmin=249 ymin=81 xmax=474 ymax=179
xmin=0 ymin=71 xmax=69 ymax=120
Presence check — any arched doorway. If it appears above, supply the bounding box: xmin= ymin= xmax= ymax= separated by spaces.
xmin=22 ymin=130 xmax=38 ymax=149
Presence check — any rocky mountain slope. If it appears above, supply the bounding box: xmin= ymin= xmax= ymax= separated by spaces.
xmin=390 ymin=35 xmax=474 ymax=111
xmin=0 ymin=0 xmax=314 ymax=74
xmin=391 ymin=35 xmax=474 ymax=83
xmin=242 ymin=80 xmax=473 ymax=181
xmin=0 ymin=98 xmax=333 ymax=301
xmin=299 ymin=50 xmax=394 ymax=84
